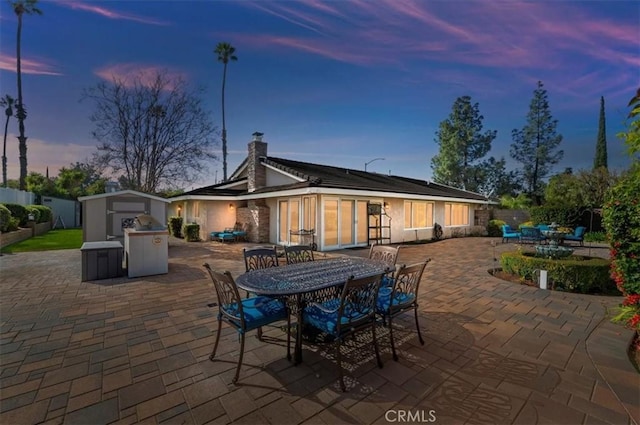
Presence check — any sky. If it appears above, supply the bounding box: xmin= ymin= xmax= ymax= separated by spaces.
xmin=0 ymin=0 xmax=638 ymax=189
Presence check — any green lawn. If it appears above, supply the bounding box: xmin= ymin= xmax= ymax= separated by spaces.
xmin=1 ymin=228 xmax=83 ymax=253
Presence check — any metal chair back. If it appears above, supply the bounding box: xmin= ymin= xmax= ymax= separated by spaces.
xmin=368 ymin=245 xmax=400 ymax=265
xmin=243 ymin=246 xmax=279 ymax=271
xmin=284 ymin=245 xmax=315 ymax=265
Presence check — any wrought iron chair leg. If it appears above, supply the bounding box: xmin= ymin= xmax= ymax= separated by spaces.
xmin=414 ymin=308 xmax=424 ymax=345
xmin=257 ymin=326 xmax=263 ymax=340
xmin=388 ymin=314 xmax=398 ymax=361
xmin=209 ymin=319 xmax=223 ymax=361
xmin=286 ymin=313 xmax=291 ymax=361
xmin=233 ymin=332 xmax=246 ymax=384
xmin=337 ymin=340 xmax=346 ymax=392
xmin=372 ymin=321 xmax=383 ymax=368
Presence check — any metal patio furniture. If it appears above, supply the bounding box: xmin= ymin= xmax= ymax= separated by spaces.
xmin=203 ymin=264 xmax=291 ymax=383
xmin=376 ymin=260 xmax=430 ymax=361
xmin=369 ymin=244 xmax=400 ymax=287
xmin=303 ymin=273 xmax=385 ymax=391
xmin=243 ymin=246 xmax=280 ymax=271
xmin=235 ymin=257 xmax=392 ymax=366
xmin=284 ymin=244 xmax=315 ymax=265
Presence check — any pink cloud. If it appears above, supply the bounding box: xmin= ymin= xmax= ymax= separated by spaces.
xmin=52 ymin=0 xmax=170 ymax=26
xmin=0 ymin=53 xmax=62 ymax=76
xmin=94 ymin=63 xmax=187 ymax=90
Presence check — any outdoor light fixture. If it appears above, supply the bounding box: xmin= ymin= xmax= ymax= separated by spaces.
xmin=365 ymin=157 xmax=385 ymax=172
xmin=229 ymin=203 xmax=234 ymax=210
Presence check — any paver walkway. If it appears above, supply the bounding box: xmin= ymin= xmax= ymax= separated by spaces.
xmin=0 ymin=237 xmax=638 ymax=424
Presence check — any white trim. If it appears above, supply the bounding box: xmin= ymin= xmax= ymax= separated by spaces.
xmin=229 ymin=161 xmax=248 ymax=180
xmin=168 ymin=186 xmax=495 ymax=205
xmin=78 ymin=190 xmax=171 ymax=203
xmin=217 ymin=179 xmax=247 ymax=189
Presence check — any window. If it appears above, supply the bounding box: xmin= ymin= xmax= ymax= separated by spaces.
xmin=445 ymin=203 xmax=469 ymax=226
xmin=404 ymin=201 xmax=433 ymax=229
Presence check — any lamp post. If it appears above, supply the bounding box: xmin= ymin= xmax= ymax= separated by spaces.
xmin=365 ymin=157 xmax=385 ymax=172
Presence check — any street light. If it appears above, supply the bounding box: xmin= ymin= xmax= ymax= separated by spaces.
xmin=365 ymin=157 xmax=385 ymax=172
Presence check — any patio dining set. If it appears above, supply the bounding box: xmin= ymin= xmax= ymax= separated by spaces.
xmin=203 ymin=244 xmax=430 ymax=391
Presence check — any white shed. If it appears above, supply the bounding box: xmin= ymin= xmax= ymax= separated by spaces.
xmin=78 ymin=190 xmax=170 ymax=242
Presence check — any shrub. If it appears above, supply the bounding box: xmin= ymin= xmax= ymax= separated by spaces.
xmin=168 ymin=216 xmax=183 ymax=238
xmin=602 ymin=166 xmax=640 ymax=297
xmin=0 ymin=204 xmax=11 ymax=232
xmin=2 ymin=203 xmax=28 ymax=227
xmin=31 ymin=205 xmax=52 ymax=223
xmin=25 ymin=205 xmax=41 ymax=223
xmin=584 ymin=231 xmax=606 ymax=243
xmin=529 ymin=206 xmax=582 ymax=228
xmin=488 ymin=219 xmax=506 ymax=237
xmin=182 ymin=223 xmax=200 ymax=242
xmin=500 ymin=251 xmax=617 ymax=294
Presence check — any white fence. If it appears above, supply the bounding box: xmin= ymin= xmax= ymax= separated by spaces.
xmin=0 ymin=187 xmax=35 ymax=205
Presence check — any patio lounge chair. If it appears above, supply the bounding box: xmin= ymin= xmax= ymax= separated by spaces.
xmin=203 ymin=265 xmax=290 ymax=383
xmin=501 ymin=225 xmax=521 ymax=243
xmin=563 ymin=226 xmax=586 ymax=246
xmin=303 ymin=273 xmax=385 ymax=391
xmin=376 ymin=260 xmax=430 ymax=361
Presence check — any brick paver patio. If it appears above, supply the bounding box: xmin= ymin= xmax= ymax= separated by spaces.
xmin=1 ymin=237 xmax=638 ymax=424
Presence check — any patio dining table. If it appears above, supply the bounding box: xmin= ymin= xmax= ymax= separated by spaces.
xmin=235 ymin=256 xmax=392 ymax=364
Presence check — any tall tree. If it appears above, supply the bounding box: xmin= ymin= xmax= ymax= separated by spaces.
xmin=510 ymin=81 xmax=563 ymax=205
xmin=214 ymin=42 xmax=237 ymax=182
xmin=11 ymin=0 xmax=42 ymax=190
xmin=0 ymin=94 xmax=15 ymax=187
xmin=83 ymin=70 xmax=217 ymax=192
xmin=431 ymin=96 xmax=497 ymax=192
xmin=594 ymin=96 xmax=608 ymax=169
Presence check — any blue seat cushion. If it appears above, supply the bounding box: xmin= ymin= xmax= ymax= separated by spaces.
xmin=564 ymin=235 xmax=582 ymax=241
xmin=223 ymin=296 xmax=287 ymax=331
xmin=303 ymin=298 xmax=372 ymax=335
xmin=218 ymin=232 xmax=235 ymax=241
xmin=381 ymin=275 xmax=394 ymax=287
xmin=376 ymin=290 xmax=416 ymax=314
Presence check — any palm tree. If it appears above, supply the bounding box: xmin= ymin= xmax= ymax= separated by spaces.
xmin=0 ymin=94 xmax=15 ymax=187
xmin=11 ymin=0 xmax=42 ymax=190
xmin=214 ymin=42 xmax=237 ymax=182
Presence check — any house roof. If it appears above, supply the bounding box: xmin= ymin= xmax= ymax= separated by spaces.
xmin=259 ymin=157 xmax=489 ymax=201
xmin=171 ymin=156 xmax=491 ymax=203
xmin=78 ymin=190 xmax=171 ymax=203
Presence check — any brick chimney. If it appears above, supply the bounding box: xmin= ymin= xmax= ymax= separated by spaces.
xmin=247 ymin=132 xmax=267 ymax=193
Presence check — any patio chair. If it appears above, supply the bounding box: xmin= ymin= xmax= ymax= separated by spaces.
xmin=519 ymin=226 xmax=545 ymax=244
xmin=303 ymin=273 xmax=385 ymax=391
xmin=243 ymin=246 xmax=279 ymax=271
xmin=369 ymin=245 xmax=400 ymax=287
xmin=284 ymin=244 xmax=315 ymax=265
xmin=501 ymin=225 xmax=521 ymax=243
xmin=376 ymin=260 xmax=430 ymax=361
xmin=203 ymin=265 xmax=290 ymax=383
xmin=563 ymin=226 xmax=586 ymax=246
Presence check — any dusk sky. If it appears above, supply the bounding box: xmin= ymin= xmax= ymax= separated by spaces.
xmin=0 ymin=0 xmax=638 ymax=189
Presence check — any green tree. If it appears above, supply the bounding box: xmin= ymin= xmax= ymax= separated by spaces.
xmin=473 ymin=157 xmax=521 ymax=197
xmin=510 ymin=81 xmax=563 ymax=205
xmin=84 ymin=70 xmax=217 ymax=192
xmin=25 ymin=171 xmax=53 ymax=196
xmin=0 ymin=94 xmax=15 ymax=187
xmin=594 ymin=96 xmax=608 ymax=169
xmin=545 ymin=167 xmax=617 ymax=209
xmin=10 ymin=0 xmax=42 ymax=190
xmin=214 ymin=42 xmax=237 ymax=182
xmin=431 ymin=96 xmax=497 ymax=192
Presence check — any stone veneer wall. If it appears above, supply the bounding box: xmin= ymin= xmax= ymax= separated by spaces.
xmin=1 ymin=222 xmax=53 ymax=249
xmin=237 ymin=203 xmax=270 ymax=243
xmin=247 ymin=140 xmax=267 ymax=193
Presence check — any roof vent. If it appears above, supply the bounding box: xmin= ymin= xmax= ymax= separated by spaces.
xmin=252 ymin=132 xmax=264 ymax=142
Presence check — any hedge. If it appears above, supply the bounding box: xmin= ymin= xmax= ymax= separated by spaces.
xmin=31 ymin=205 xmax=52 ymax=223
xmin=500 ymin=251 xmax=617 ymax=295
xmin=182 ymin=223 xmax=200 ymax=242
xmin=529 ymin=206 xmax=583 ymax=228
xmin=0 ymin=204 xmax=11 ymax=232
xmin=2 ymin=203 xmax=28 ymax=227
xmin=168 ymin=216 xmax=183 ymax=238
xmin=25 ymin=205 xmax=41 ymax=223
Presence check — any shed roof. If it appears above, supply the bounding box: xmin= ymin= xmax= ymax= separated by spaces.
xmin=78 ymin=190 xmax=171 ymax=203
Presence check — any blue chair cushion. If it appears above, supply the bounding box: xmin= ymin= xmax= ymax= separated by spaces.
xmin=381 ymin=275 xmax=394 ymax=287
xmin=223 ymin=296 xmax=287 ymax=331
xmin=218 ymin=232 xmax=235 ymax=241
xmin=376 ymin=290 xmax=416 ymax=314
xmin=303 ymin=298 xmax=372 ymax=335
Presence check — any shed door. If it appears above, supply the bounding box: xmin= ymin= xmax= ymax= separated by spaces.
xmin=107 ymin=197 xmax=150 ymax=241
